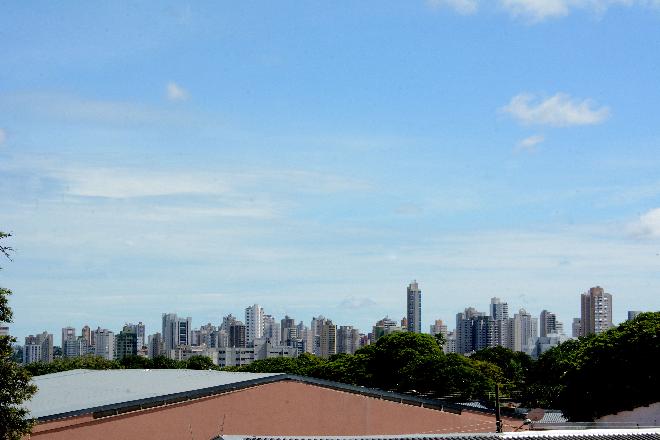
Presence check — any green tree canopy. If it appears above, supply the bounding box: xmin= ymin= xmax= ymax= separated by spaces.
xmin=1 ymin=232 xmax=37 ymax=440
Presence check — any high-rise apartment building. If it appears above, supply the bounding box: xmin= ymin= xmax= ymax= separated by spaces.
xmin=406 ymin=280 xmax=422 ymax=334
xmin=512 ymin=309 xmax=538 ymax=356
xmin=147 ymin=333 xmax=163 ymax=358
xmin=580 ymin=286 xmax=613 ymax=336
xmin=628 ymin=311 xmax=643 ymax=321
xmin=263 ymin=314 xmax=281 ymax=345
xmin=429 ymin=319 xmax=448 ymax=337
xmin=455 ymin=307 xmax=493 ymax=354
xmin=572 ymin=318 xmax=582 ymax=338
xmin=229 ymin=321 xmax=247 ymax=348
xmin=162 ymin=313 xmax=192 ymax=354
xmin=81 ymin=325 xmax=92 ymax=347
xmin=337 ymin=325 xmax=360 ymax=355
xmin=490 ymin=297 xmax=509 ymax=321
xmin=125 ymin=322 xmax=146 ymax=348
xmin=94 ymin=328 xmax=115 ymax=360
xmin=540 ymin=310 xmax=558 ymax=337
xmin=319 ymin=319 xmax=337 ymax=358
xmin=245 ymin=304 xmax=264 ymax=345
xmin=24 ymin=331 xmax=53 ymax=364
xmin=115 ymin=326 xmax=138 ymax=360
xmin=61 ymin=326 xmax=77 ymax=358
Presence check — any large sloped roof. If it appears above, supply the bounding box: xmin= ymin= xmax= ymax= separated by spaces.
xmin=218 ymin=429 xmax=660 ymax=440
xmin=26 ymin=369 xmax=284 ymax=419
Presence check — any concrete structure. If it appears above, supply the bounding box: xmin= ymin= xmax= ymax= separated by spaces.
xmin=244 ymin=304 xmax=264 ymax=345
xmin=147 ymin=332 xmax=163 ymax=358
xmin=372 ymin=316 xmax=403 ymax=342
xmin=628 ymin=311 xmax=643 ymax=321
xmin=337 ymin=325 xmax=360 ymax=354
xmin=572 ymin=318 xmax=581 ymax=338
xmin=61 ymin=327 xmax=77 ymax=358
xmin=162 ymin=313 xmax=192 ymax=354
xmin=124 ymin=322 xmax=146 ymax=348
xmin=229 ymin=321 xmax=247 ymax=348
xmin=25 ymin=369 xmax=525 ymax=439
xmin=490 ymin=297 xmax=509 ymax=321
xmin=580 ymin=286 xmax=613 ymax=336
xmin=81 ymin=325 xmax=92 ymax=347
xmin=512 ymin=309 xmax=538 ymax=356
xmin=406 ymin=280 xmax=422 ymax=333
xmin=93 ymin=328 xmax=114 ymax=360
xmin=115 ymin=326 xmax=138 ymax=360
xmin=24 ymin=331 xmax=53 ymax=363
xmin=455 ymin=307 xmax=490 ymax=354
xmin=540 ymin=310 xmax=558 ymax=338
xmin=319 ymin=319 xmax=337 ymax=358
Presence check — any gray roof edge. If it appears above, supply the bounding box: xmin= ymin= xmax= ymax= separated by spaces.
xmin=282 ymin=375 xmax=464 ymax=415
xmin=35 ymin=372 xmax=467 ymax=423
xmin=216 ymin=428 xmax=660 ymax=440
xmin=36 ymin=373 xmax=288 ymax=423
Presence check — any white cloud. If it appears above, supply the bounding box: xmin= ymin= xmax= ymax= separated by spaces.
xmin=0 ymin=128 xmax=6 ymax=145
xmin=500 ymin=0 xmax=571 ymax=21
xmin=5 ymin=92 xmax=188 ymax=126
xmin=427 ymin=0 xmax=479 ymax=14
xmin=58 ymin=168 xmax=229 ymax=198
xmin=515 ymin=134 xmax=545 ymax=152
xmin=502 ymin=93 xmax=610 ymax=127
xmin=166 ymin=81 xmax=189 ymax=101
xmin=499 ymin=0 xmax=660 ymax=22
xmin=628 ymin=208 xmax=660 ymax=238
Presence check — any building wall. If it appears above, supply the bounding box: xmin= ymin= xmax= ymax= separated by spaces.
xmin=29 ymin=381 xmax=506 ymax=439
xmin=596 ymin=402 xmax=660 ymax=426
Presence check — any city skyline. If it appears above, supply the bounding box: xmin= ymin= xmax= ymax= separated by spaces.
xmin=2 ymin=2 xmax=660 ymax=340
xmin=9 ymin=282 xmax=635 ymax=346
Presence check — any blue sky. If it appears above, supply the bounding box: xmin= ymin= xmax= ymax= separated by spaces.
xmin=2 ymin=1 xmax=660 ymax=343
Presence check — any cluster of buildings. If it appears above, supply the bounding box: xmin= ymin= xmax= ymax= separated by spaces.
xmin=16 ymin=282 xmax=644 ymax=367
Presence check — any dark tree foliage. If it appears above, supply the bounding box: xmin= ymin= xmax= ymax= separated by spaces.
xmin=557 ymin=312 xmax=660 ymax=421
xmin=186 ymin=355 xmax=218 ymax=370
xmin=471 ymin=346 xmax=532 ymax=396
xmin=25 ymin=355 xmax=122 ymax=376
xmin=232 ymin=332 xmax=496 ymax=402
xmin=1 ymin=232 xmax=37 ymax=440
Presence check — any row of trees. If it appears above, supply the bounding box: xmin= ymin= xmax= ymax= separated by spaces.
xmin=16 ymin=312 xmax=660 ymax=423
xmin=24 ymin=353 xmax=218 ymax=376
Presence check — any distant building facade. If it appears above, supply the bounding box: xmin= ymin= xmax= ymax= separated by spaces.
xmin=406 ymin=281 xmax=422 ymax=334
xmin=580 ymin=286 xmax=613 ymax=336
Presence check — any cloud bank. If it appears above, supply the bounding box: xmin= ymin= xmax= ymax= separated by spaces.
xmin=502 ymin=93 xmax=610 ymax=127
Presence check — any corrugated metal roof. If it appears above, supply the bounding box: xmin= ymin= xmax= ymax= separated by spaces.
xmin=218 ymin=428 xmax=660 ymax=440
xmin=26 ymin=369 xmax=283 ymax=419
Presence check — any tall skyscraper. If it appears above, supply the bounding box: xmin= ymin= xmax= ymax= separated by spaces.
xmin=125 ymin=322 xmax=146 ymax=348
xmin=162 ymin=313 xmax=192 ymax=354
xmin=147 ymin=333 xmax=163 ymax=358
xmin=406 ymin=280 xmax=422 ymax=334
xmin=319 ymin=319 xmax=337 ymax=358
xmin=513 ymin=309 xmax=538 ymax=355
xmin=580 ymin=286 xmax=613 ymax=337
xmin=540 ymin=310 xmax=558 ymax=337
xmin=81 ymin=325 xmax=92 ymax=347
xmin=61 ymin=326 xmax=77 ymax=358
xmin=115 ymin=326 xmax=138 ymax=360
xmin=490 ymin=297 xmax=509 ymax=321
xmin=229 ymin=321 xmax=247 ymax=348
xmin=94 ymin=328 xmax=115 ymax=360
xmin=337 ymin=325 xmax=360 ymax=355
xmin=572 ymin=318 xmax=582 ymax=338
xmin=455 ymin=307 xmax=492 ymax=354
xmin=24 ymin=332 xmax=53 ymax=363
xmin=245 ymin=304 xmax=264 ymax=345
